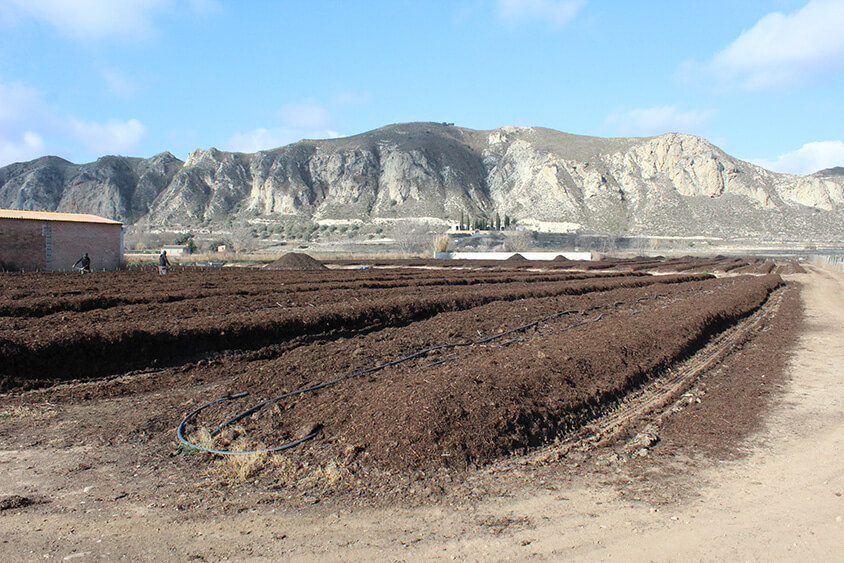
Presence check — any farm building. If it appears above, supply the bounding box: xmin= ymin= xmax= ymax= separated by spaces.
xmin=0 ymin=209 xmax=123 ymax=272
xmin=161 ymin=245 xmax=191 ymax=256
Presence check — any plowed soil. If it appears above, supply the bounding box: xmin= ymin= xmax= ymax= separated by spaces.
xmin=2 ymin=256 xmax=836 ymax=561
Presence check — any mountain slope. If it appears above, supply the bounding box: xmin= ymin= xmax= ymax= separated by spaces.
xmin=0 ymin=152 xmax=182 ymax=223
xmin=1 ymin=122 xmax=842 ymax=240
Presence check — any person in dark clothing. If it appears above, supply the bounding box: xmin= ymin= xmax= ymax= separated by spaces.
xmin=72 ymin=253 xmax=91 ymax=273
xmin=158 ymin=250 xmax=171 ymax=274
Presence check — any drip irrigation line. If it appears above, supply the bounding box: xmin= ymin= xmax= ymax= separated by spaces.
xmin=176 ymin=286 xmax=715 ymax=456
xmin=176 ymin=305 xmax=609 ymax=455
xmin=421 ymin=353 xmax=461 ymax=368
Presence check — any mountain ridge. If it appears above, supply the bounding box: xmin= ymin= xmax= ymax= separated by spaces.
xmin=1 ymin=122 xmax=842 ymax=241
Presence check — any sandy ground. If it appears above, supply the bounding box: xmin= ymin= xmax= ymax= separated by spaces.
xmin=1 ymin=266 xmax=841 ymax=561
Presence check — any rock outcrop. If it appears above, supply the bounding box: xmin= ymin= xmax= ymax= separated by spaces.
xmin=0 ymin=152 xmax=181 ymax=223
xmin=1 ymin=122 xmax=842 ymax=240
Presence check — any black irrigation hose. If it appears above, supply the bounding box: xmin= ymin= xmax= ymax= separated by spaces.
xmin=176 ymin=291 xmax=675 ymax=456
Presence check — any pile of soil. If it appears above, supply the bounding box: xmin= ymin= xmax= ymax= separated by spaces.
xmin=553 ymin=255 xmax=569 ymax=261
xmin=266 ymin=253 xmax=326 ymax=271
xmin=507 ymin=253 xmax=527 ymax=261
xmin=774 ymin=261 xmax=807 ymax=275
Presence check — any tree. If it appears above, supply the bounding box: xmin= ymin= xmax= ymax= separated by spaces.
xmin=175 ymin=233 xmax=197 ymax=254
xmin=393 ymin=224 xmax=429 ymax=257
xmin=433 ymin=234 xmax=450 ymax=253
xmin=494 ymin=212 xmax=501 ymax=231
xmin=504 ymin=230 xmax=534 ymax=252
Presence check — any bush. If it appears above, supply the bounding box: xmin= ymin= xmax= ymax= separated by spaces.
xmin=175 ymin=233 xmax=197 ymax=254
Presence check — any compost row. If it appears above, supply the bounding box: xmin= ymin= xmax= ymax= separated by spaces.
xmin=0 ymin=272 xmax=708 ymax=389
xmin=180 ymin=274 xmax=781 ymax=471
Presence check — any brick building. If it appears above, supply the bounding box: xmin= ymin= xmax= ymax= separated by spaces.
xmin=0 ymin=209 xmax=123 ymax=272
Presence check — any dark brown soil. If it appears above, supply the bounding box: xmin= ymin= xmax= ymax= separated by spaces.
xmin=0 ymin=495 xmax=33 ymax=511
xmin=0 ymin=263 xmax=825 ymax=561
xmin=0 ymin=267 xmax=706 ymax=389
xmin=656 ymin=281 xmax=803 ymax=458
xmin=323 ymin=255 xmax=782 ymax=275
xmin=194 ymin=273 xmax=780 ymax=472
xmin=265 ymin=252 xmax=326 ymax=270
xmin=0 ymin=256 xmax=790 ymax=495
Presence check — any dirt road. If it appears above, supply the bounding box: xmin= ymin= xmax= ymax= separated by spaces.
xmin=1 ymin=267 xmax=841 ymax=561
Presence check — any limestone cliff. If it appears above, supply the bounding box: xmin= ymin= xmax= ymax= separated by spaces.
xmin=1 ymin=122 xmax=842 ymax=240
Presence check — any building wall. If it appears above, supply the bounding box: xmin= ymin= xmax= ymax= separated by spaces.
xmin=51 ymin=222 xmax=123 ymax=271
xmin=0 ymin=218 xmax=47 ymax=271
xmin=0 ymin=218 xmax=123 ymax=271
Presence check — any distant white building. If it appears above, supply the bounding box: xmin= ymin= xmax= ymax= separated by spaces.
xmin=161 ymin=245 xmax=191 ymax=256
xmin=434 ymin=251 xmax=594 ymax=261
xmin=519 ymin=219 xmax=581 ymax=233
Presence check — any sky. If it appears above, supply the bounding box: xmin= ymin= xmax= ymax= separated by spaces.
xmin=1 ymin=0 xmax=843 ymax=174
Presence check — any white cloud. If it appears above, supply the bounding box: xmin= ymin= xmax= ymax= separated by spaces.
xmin=68 ymin=118 xmax=147 ymax=155
xmin=224 ymin=99 xmax=352 ymax=153
xmin=185 ymin=0 xmax=221 ymax=15
xmin=0 ymin=80 xmax=53 ymax=165
xmin=278 ymin=101 xmax=331 ymax=130
xmin=496 ymin=0 xmax=585 ymax=28
xmin=0 ymin=80 xmax=43 ymax=123
xmin=703 ymin=0 xmax=844 ymax=89
xmin=0 ymin=131 xmax=45 ymax=165
xmin=225 ymin=128 xmax=302 ymax=154
xmin=604 ymin=106 xmax=715 ymax=137
xmin=225 ymin=127 xmax=340 ymax=154
xmin=3 ymin=0 xmax=166 ymax=41
xmin=331 ymin=91 xmax=372 ymax=107
xmin=2 ymin=0 xmax=220 ymax=42
xmin=0 ymin=77 xmax=148 ymax=165
xmin=101 ymin=68 xmax=138 ymax=98
xmin=751 ymin=141 xmax=844 ymax=175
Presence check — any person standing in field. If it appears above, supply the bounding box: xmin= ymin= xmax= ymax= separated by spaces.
xmin=72 ymin=252 xmax=91 ymax=274
xmin=158 ymin=250 xmax=171 ymax=275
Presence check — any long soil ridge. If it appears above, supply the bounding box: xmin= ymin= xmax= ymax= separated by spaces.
xmin=526 ymin=282 xmax=786 ymax=465
xmin=0 ymin=272 xmax=708 ymax=390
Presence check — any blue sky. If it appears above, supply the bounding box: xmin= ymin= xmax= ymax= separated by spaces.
xmin=1 ymin=0 xmax=843 ymax=174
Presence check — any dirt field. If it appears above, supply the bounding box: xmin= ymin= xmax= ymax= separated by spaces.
xmin=1 ymin=257 xmax=840 ymax=560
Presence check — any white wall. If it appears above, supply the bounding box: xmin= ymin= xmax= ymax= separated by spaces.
xmin=434 ymin=251 xmax=594 ymax=261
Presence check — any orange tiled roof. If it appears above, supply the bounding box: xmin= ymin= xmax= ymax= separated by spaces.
xmin=0 ymin=208 xmax=122 ymax=225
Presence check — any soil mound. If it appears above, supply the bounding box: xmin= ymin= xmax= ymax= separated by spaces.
xmin=267 ymin=253 xmax=327 ymax=270
xmin=507 ymin=253 xmax=527 ymax=261
xmin=0 ymin=495 xmax=33 ymax=511
xmin=553 ymin=255 xmax=569 ymax=261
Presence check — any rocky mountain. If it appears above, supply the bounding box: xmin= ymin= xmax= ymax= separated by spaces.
xmin=0 ymin=152 xmax=182 ymax=224
xmin=815 ymin=166 xmax=844 ymax=178
xmin=1 ymin=122 xmax=842 ymax=241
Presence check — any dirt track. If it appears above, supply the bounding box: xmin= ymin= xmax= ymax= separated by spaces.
xmin=0 ymin=264 xmax=840 ymax=560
